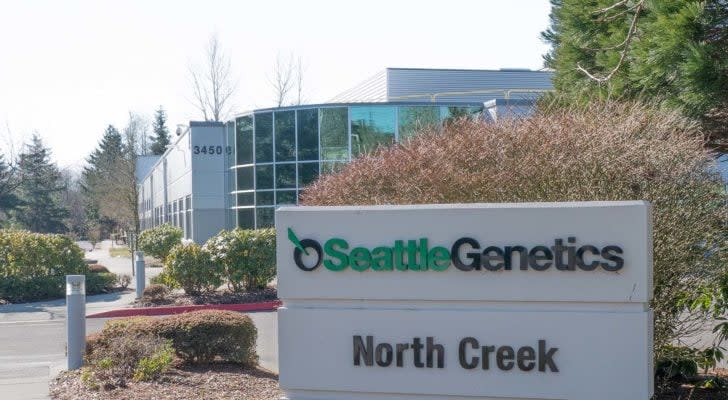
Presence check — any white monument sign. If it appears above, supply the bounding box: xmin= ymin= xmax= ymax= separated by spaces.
xmin=276 ymin=201 xmax=653 ymax=400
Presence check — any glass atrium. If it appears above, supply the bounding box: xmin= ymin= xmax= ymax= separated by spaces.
xmin=229 ymin=103 xmax=484 ymax=229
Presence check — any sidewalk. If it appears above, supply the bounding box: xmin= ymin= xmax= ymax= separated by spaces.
xmin=0 ymin=240 xmax=140 ymax=400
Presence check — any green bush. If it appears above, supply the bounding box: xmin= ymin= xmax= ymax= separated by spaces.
xmin=85 ymin=272 xmax=118 ymax=294
xmin=149 ymin=270 xmax=179 ymax=289
xmin=89 ymin=310 xmax=258 ymax=366
xmin=300 ymin=102 xmax=728 ymax=357
xmin=0 ymin=229 xmax=88 ymax=302
xmin=204 ymin=228 xmax=276 ymax=292
xmin=132 ymin=341 xmax=174 ymax=382
xmin=154 ymin=310 xmax=258 ymax=365
xmin=137 ymin=224 xmax=182 ymax=262
xmin=164 ymin=243 xmax=221 ymax=295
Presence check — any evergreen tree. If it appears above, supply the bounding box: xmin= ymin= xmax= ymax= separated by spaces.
xmin=14 ymin=134 xmax=68 ymax=233
xmin=81 ymin=125 xmax=124 ymax=235
xmin=542 ymin=0 xmax=728 ymax=151
xmin=0 ymin=154 xmax=21 ymax=222
xmin=150 ymin=106 xmax=171 ymax=155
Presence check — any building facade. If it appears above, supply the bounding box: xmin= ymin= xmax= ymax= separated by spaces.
xmin=138 ymin=68 xmax=554 ymax=243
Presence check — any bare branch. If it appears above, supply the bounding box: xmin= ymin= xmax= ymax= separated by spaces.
xmin=187 ymin=34 xmax=237 ymax=121
xmin=576 ymin=1 xmax=644 ymax=83
xmin=592 ymin=0 xmax=628 ymax=15
xmin=296 ymin=56 xmax=306 ymax=106
xmin=270 ymin=52 xmax=295 ymax=107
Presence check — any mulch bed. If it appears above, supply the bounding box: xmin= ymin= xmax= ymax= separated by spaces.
xmin=134 ymin=288 xmax=278 ymax=307
xmin=656 ymin=384 xmax=728 ymax=399
xmin=50 ymin=364 xmax=282 ymax=400
xmin=49 ymin=363 xmax=728 ymax=399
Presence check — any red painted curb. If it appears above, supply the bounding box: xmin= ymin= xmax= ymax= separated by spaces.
xmin=87 ymin=300 xmax=282 ymax=319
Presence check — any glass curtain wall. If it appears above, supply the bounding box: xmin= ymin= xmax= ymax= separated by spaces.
xmin=231 ymin=104 xmax=483 ymax=229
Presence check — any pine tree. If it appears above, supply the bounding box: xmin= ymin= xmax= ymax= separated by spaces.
xmin=542 ymin=0 xmax=728 ymax=151
xmin=0 ymin=154 xmax=21 ymax=222
xmin=82 ymin=125 xmax=124 ymax=235
xmin=14 ymin=134 xmax=68 ymax=233
xmin=150 ymin=106 xmax=171 ymax=155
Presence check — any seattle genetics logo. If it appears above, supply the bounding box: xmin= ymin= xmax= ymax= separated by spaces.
xmin=287 ymin=228 xmax=625 ymax=273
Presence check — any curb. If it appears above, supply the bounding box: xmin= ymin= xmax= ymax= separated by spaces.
xmin=87 ymin=300 xmax=282 ymax=319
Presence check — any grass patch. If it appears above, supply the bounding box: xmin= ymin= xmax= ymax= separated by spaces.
xmin=109 ymin=247 xmax=131 ymax=258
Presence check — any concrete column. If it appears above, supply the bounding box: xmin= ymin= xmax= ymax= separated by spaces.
xmin=134 ymin=251 xmax=145 ymax=298
xmin=65 ymin=275 xmax=85 ymax=370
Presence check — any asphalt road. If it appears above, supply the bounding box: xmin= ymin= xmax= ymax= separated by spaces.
xmin=0 ymin=318 xmax=108 ymax=400
xmin=0 ymin=240 xmax=281 ymax=399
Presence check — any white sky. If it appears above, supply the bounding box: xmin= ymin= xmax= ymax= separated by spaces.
xmin=0 ymin=0 xmax=552 ymax=170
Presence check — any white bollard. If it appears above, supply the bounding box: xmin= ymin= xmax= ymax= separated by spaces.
xmin=66 ymin=275 xmax=85 ymax=370
xmin=134 ymin=251 xmax=145 ymax=298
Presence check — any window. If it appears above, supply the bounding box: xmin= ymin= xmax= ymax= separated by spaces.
xmin=255 ymin=113 xmax=273 ymax=163
xmin=275 ymin=111 xmax=295 ymax=162
xmin=319 ymin=107 xmax=348 ymax=160
xmin=440 ymin=106 xmax=483 ymax=124
xmin=321 ymin=161 xmax=347 ymax=175
xmin=398 ymin=106 xmax=440 ymax=140
xmin=236 ymin=166 xmax=254 ymax=191
xmin=237 ymin=208 xmax=254 ymax=229
xmin=298 ymin=162 xmax=319 ymax=187
xmin=236 ymin=116 xmax=254 ymax=164
xmin=256 ymin=191 xmax=274 ymax=206
xmin=237 ymin=192 xmax=254 ymax=206
xmin=256 ymin=208 xmax=275 ymax=228
xmin=276 ymin=163 xmax=296 ymax=189
xmin=351 ymin=106 xmax=396 ymax=156
xmin=185 ymin=212 xmax=191 ymax=238
xmin=185 ymin=195 xmax=191 ymax=210
xmin=256 ymin=165 xmax=274 ymax=189
xmin=276 ymin=190 xmax=297 ymax=205
xmin=297 ymin=109 xmax=318 ymax=161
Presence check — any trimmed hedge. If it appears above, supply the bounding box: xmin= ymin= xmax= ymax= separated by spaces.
xmin=86 ymin=272 xmax=118 ymax=294
xmin=204 ymin=228 xmax=276 ymax=292
xmin=138 ymin=224 xmax=182 ymax=262
xmin=88 ymin=264 xmax=110 ymax=273
xmin=0 ymin=229 xmax=88 ymax=302
xmin=89 ymin=310 xmax=258 ymax=366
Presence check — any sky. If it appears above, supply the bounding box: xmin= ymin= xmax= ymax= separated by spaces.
xmin=0 ymin=0 xmax=552 ymax=171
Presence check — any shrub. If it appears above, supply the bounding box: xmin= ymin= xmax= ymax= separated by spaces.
xmin=142 ymin=284 xmax=169 ymax=302
xmin=83 ymin=331 xmax=174 ymax=389
xmin=164 ymin=243 xmax=221 ymax=295
xmin=117 ymin=274 xmax=131 ymax=290
xmin=137 ymin=224 xmax=182 ymax=262
xmin=89 ymin=310 xmax=258 ymax=366
xmin=88 ymin=264 xmax=109 ymax=273
xmin=0 ymin=230 xmax=87 ymax=302
xmin=153 ymin=310 xmax=258 ymax=365
xmin=149 ymin=270 xmax=179 ymax=288
xmin=204 ymin=228 xmax=276 ymax=292
xmin=132 ymin=341 xmax=174 ymax=382
xmin=300 ymin=102 xmax=728 ymax=357
xmin=85 ymin=272 xmax=118 ymax=294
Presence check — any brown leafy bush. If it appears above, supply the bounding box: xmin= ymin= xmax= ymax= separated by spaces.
xmin=89 ymin=310 xmax=258 ymax=366
xmin=142 ymin=284 xmax=169 ymax=302
xmin=300 ymin=102 xmax=728 ymax=356
xmin=83 ymin=331 xmax=174 ymax=389
xmin=88 ymin=264 xmax=109 ymax=273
